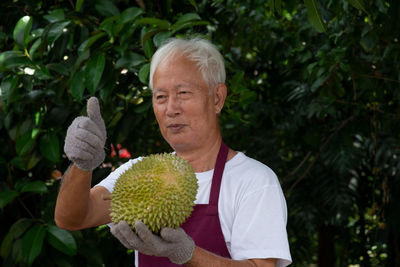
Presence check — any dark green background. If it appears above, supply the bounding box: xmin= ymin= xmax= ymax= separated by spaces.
xmin=1 ymin=0 xmax=399 ymax=266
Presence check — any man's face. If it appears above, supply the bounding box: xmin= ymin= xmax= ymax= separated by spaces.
xmin=152 ymin=54 xmax=220 ymax=152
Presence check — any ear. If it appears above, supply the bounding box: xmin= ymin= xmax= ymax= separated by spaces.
xmin=214 ymin=83 xmax=227 ymax=114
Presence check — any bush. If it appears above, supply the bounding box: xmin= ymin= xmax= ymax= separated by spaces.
xmin=1 ymin=0 xmax=399 ymax=266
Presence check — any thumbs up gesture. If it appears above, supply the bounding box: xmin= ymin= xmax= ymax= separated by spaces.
xmin=64 ymin=97 xmax=107 ymax=171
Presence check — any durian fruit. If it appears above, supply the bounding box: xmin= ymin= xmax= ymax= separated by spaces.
xmin=110 ymin=153 xmax=198 ymax=234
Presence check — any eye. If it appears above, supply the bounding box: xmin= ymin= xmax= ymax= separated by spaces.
xmin=178 ymin=90 xmax=192 ymax=98
xmin=154 ymin=93 xmax=167 ymax=103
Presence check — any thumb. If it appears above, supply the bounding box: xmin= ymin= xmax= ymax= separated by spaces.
xmin=87 ymin=97 xmax=105 ymax=130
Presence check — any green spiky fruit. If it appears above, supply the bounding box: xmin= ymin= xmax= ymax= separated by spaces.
xmin=110 ymin=153 xmax=198 ymax=234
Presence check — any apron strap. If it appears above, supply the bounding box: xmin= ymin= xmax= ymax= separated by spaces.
xmin=209 ymin=141 xmax=228 ymax=206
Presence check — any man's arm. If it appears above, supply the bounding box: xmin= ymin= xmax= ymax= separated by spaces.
xmin=111 ymin=220 xmax=277 ymax=267
xmin=55 ymin=164 xmax=111 ymax=230
xmin=186 ymin=246 xmax=277 ymax=267
xmin=55 ymin=97 xmax=109 ymax=230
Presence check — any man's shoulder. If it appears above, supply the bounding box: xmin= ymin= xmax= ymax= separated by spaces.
xmin=227 ymin=152 xmax=276 ymax=176
xmin=225 ymin=152 xmax=280 ymax=187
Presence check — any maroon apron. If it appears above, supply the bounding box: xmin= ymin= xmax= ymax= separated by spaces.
xmin=138 ymin=142 xmax=231 ymax=266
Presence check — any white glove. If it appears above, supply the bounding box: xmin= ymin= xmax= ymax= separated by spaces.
xmin=64 ymin=97 xmax=106 ymax=171
xmin=111 ymin=220 xmax=195 ymax=265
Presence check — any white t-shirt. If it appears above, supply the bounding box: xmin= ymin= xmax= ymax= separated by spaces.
xmin=96 ymin=152 xmax=292 ymax=267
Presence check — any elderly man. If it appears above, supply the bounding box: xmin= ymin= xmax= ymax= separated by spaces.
xmin=55 ymin=38 xmax=292 ymax=267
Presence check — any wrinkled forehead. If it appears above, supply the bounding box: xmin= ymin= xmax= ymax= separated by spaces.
xmin=152 ymin=61 xmax=210 ymax=96
xmin=151 ymin=50 xmax=212 ymax=95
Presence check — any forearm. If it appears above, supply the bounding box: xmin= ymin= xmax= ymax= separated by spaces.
xmin=55 ymin=164 xmax=92 ymax=230
xmin=185 ymin=246 xmax=276 ymax=267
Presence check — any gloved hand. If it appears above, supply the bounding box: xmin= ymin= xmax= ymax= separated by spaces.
xmin=64 ymin=97 xmax=106 ymax=171
xmin=111 ymin=220 xmax=195 ymax=265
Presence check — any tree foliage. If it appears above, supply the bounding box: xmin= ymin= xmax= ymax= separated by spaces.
xmin=0 ymin=0 xmax=399 ymax=266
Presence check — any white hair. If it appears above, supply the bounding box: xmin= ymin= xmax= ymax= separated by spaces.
xmin=149 ymin=37 xmax=226 ymax=91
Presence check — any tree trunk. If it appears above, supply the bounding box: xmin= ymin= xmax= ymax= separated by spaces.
xmin=318 ymin=225 xmax=335 ymax=267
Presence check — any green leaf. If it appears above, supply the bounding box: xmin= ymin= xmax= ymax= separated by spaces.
xmin=275 ymin=0 xmax=282 ymax=15
xmin=74 ymin=51 xmax=90 ymax=77
xmin=139 ymin=63 xmax=150 ymax=85
xmin=35 ymin=64 xmax=53 ymax=80
xmin=108 ymin=111 xmax=123 ymax=128
xmin=0 ymin=190 xmax=19 ymax=209
xmin=304 ymin=0 xmax=326 ymax=33
xmin=119 ymin=24 xmax=138 ymax=46
xmin=99 ymin=16 xmax=118 ymax=37
xmin=153 ymin=31 xmax=172 ymax=47
xmin=15 ymin=179 xmax=30 ymax=193
xmin=239 ymin=90 xmax=257 ymax=109
xmin=10 ymin=118 xmax=34 ymax=142
xmin=15 ymin=131 xmax=36 ymax=156
xmin=29 ymin=38 xmax=43 ymax=59
xmin=13 ymin=16 xmax=33 ymax=49
xmin=26 ymin=152 xmax=41 ymax=170
xmin=230 ymin=71 xmax=245 ymax=93
xmin=47 ymin=63 xmax=70 ymax=76
xmin=0 ymin=218 xmax=33 ymax=258
xmin=46 ymin=225 xmax=77 ymax=256
xmin=345 ymin=0 xmax=369 ymax=15
xmin=10 ymin=219 xmax=33 ymax=239
xmin=99 ymin=78 xmax=116 ymax=102
xmin=171 ymin=20 xmax=209 ymax=33
xmin=175 ymin=13 xmax=201 ymax=24
xmin=76 ymin=0 xmax=84 ymax=12
xmin=268 ymin=0 xmax=275 ymax=13
xmin=311 ymin=74 xmax=329 ymax=92
xmin=0 ymin=51 xmax=30 ymax=70
xmin=116 ymin=52 xmax=146 ymax=69
xmin=134 ymin=100 xmax=152 ymax=114
xmin=360 ymin=31 xmax=378 ymax=52
xmin=11 ymin=238 xmax=23 ymax=264
xmin=0 ymin=75 xmax=19 ymax=105
xmin=142 ymin=37 xmax=154 ymax=59
xmin=136 ymin=18 xmax=171 ymax=30
xmin=95 ymin=0 xmax=120 ymax=17
xmin=70 ymin=69 xmax=85 ymax=102
xmin=11 ymin=157 xmax=25 ymax=170
xmin=47 ymin=21 xmax=70 ymax=45
xmin=77 ymin=32 xmax=107 ymax=55
xmin=39 ymin=132 xmax=60 ymax=162
xmin=142 ymin=28 xmax=162 ymax=46
xmin=4 ymin=112 xmax=13 ymax=130
xmin=118 ymin=7 xmax=144 ymax=24
xmin=43 ymin=9 xmax=65 ymax=23
xmin=85 ymin=52 xmax=106 ymax=94
xmin=188 ymin=0 xmax=198 ymax=11
xmin=102 ymin=8 xmax=143 ymax=37
xmin=20 ymin=181 xmax=47 ymax=194
xmin=22 ymin=225 xmax=46 ymax=266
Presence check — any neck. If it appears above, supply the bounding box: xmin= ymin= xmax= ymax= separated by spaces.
xmin=175 ymin=137 xmax=223 ymax=173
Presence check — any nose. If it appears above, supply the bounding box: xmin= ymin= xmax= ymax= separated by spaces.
xmin=166 ymin=95 xmax=181 ymax=117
